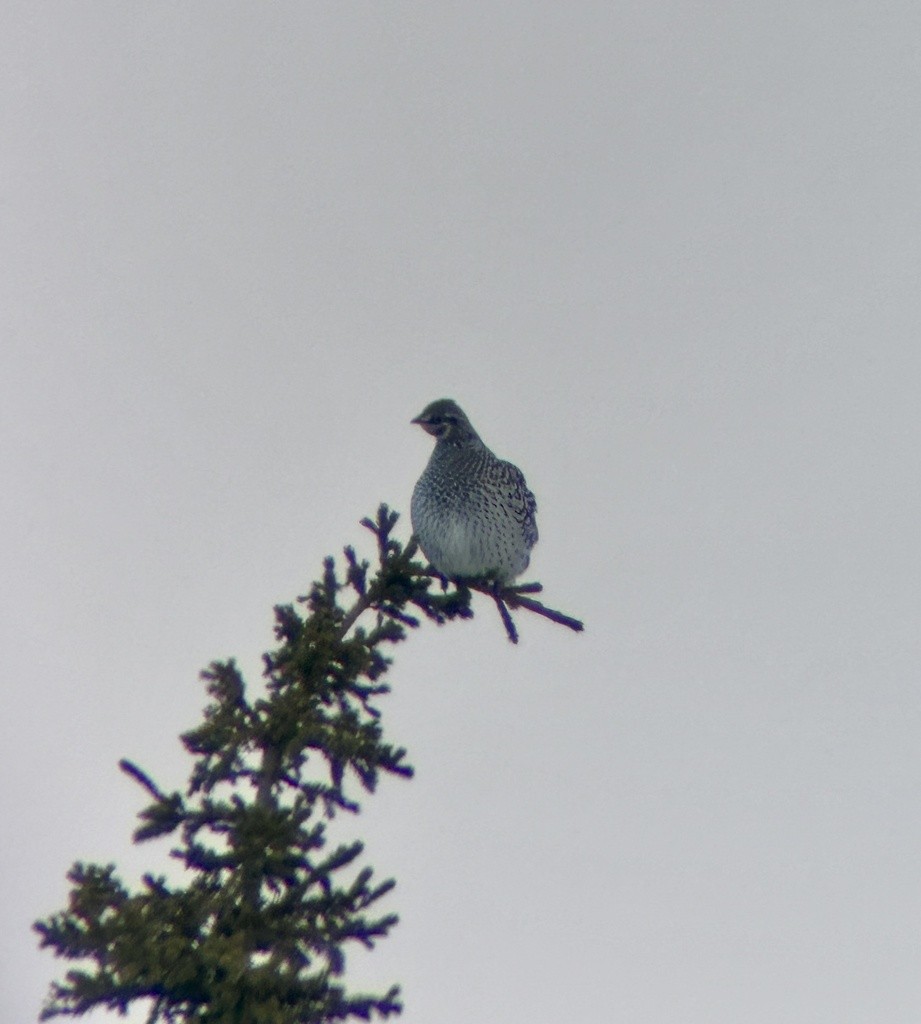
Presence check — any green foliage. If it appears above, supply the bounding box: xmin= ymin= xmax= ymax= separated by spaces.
xmin=35 ymin=505 xmax=581 ymax=1022
xmin=34 ymin=507 xmax=472 ymax=1024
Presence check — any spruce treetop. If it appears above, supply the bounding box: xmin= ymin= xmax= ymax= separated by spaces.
xmin=35 ymin=506 xmax=582 ymax=1022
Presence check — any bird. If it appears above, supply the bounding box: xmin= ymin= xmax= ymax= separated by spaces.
xmin=410 ymin=398 xmax=538 ymax=584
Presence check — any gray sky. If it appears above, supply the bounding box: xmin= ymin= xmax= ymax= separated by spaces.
xmin=4 ymin=3 xmax=921 ymax=1021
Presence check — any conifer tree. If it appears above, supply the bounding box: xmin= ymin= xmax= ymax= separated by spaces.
xmin=35 ymin=506 xmax=581 ymax=1023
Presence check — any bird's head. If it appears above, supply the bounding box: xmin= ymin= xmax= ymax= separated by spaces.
xmin=411 ymin=399 xmax=479 ymax=444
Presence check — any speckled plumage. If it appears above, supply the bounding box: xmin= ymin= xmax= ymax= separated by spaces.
xmin=410 ymin=399 xmax=538 ymax=583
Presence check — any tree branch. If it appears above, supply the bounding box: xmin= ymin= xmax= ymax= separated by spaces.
xmin=417 ymin=569 xmax=584 ymax=644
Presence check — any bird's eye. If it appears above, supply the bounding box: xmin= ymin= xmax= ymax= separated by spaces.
xmin=429 ymin=416 xmax=442 ymax=425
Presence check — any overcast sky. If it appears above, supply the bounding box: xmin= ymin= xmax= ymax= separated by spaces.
xmin=4 ymin=3 xmax=921 ymax=1022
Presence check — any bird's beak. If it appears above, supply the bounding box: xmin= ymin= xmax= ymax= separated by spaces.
xmin=412 ymin=415 xmax=440 ymax=436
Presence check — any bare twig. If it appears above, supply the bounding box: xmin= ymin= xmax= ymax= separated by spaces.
xmin=501 ymin=587 xmax=585 ymax=634
xmin=417 ymin=568 xmax=585 ymax=643
xmin=491 ymin=590 xmax=519 ymax=644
